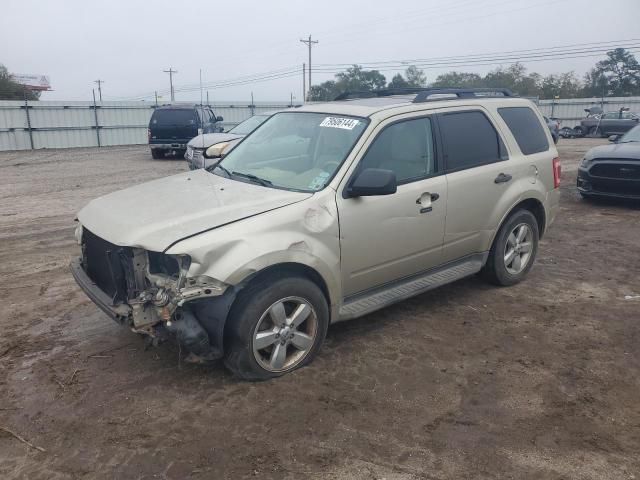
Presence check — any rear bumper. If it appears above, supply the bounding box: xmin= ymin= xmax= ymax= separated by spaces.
xmin=149 ymin=143 xmax=187 ymax=150
xmin=70 ymin=258 xmax=131 ymax=323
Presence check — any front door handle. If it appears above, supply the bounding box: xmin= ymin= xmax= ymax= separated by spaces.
xmin=494 ymin=173 xmax=512 ymax=184
xmin=416 ymin=192 xmax=440 ymax=204
xmin=416 ymin=192 xmax=439 ymax=214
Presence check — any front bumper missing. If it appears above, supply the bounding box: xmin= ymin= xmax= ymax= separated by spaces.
xmin=70 ymin=258 xmax=131 ymax=323
xmin=70 ymin=257 xmax=231 ymax=361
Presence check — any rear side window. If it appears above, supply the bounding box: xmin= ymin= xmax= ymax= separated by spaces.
xmin=151 ymin=109 xmax=197 ymax=126
xmin=498 ymin=107 xmax=549 ymax=155
xmin=439 ymin=110 xmax=507 ymax=171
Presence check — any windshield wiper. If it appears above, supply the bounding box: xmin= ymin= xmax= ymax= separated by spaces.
xmin=211 ymin=163 xmax=232 ymax=177
xmin=232 ymin=171 xmax=273 ymax=187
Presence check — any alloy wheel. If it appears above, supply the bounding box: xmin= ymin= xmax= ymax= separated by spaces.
xmin=252 ymin=296 xmax=318 ymax=372
xmin=504 ymin=223 xmax=533 ymax=275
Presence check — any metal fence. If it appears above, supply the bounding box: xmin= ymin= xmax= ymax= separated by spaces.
xmin=3 ymin=95 xmax=640 ymax=151
xmin=534 ymin=96 xmax=640 ymax=127
xmin=0 ymin=100 xmax=293 ymax=151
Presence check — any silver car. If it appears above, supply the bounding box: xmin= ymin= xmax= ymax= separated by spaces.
xmin=71 ymin=88 xmax=560 ymax=380
xmin=185 ymin=113 xmax=271 ymax=169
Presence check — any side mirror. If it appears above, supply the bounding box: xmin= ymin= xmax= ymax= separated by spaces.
xmin=216 ymin=116 xmax=224 ymax=122
xmin=608 ymin=135 xmax=619 ymax=142
xmin=346 ymin=168 xmax=397 ymax=198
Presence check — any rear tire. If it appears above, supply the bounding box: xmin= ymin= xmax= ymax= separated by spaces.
xmin=224 ymin=274 xmax=329 ymax=381
xmin=482 ymin=209 xmax=539 ymax=286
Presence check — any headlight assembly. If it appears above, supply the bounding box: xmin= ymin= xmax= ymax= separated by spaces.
xmin=74 ymin=223 xmax=83 ymax=245
xmin=204 ymin=142 xmax=230 ymax=159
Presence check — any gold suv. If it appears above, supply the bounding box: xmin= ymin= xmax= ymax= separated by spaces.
xmin=71 ymin=88 xmax=561 ymax=380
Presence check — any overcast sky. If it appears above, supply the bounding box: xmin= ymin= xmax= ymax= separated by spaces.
xmin=2 ymin=0 xmax=638 ymax=102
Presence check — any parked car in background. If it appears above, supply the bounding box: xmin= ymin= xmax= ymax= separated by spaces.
xmin=578 ymin=124 xmax=640 ymax=200
xmin=149 ymin=105 xmax=224 ymax=159
xmin=544 ymin=116 xmax=559 ymax=144
xmin=70 ymin=87 xmax=560 ymax=380
xmin=185 ymin=113 xmax=272 ymax=169
xmin=559 ymin=126 xmax=578 ymax=138
xmin=578 ymin=107 xmax=639 ymax=137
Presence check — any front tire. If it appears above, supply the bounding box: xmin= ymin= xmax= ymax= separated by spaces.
xmin=482 ymin=209 xmax=539 ymax=286
xmin=151 ymin=149 xmax=164 ymax=159
xmin=224 ymin=275 xmax=329 ymax=381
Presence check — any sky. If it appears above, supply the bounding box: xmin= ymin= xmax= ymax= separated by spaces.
xmin=1 ymin=0 xmax=639 ymax=102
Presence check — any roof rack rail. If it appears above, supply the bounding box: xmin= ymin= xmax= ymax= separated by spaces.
xmin=412 ymin=88 xmax=516 ymax=103
xmin=333 ymin=88 xmax=431 ymax=101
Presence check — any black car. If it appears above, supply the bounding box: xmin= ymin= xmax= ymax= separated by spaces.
xmin=148 ymin=105 xmax=223 ymax=159
xmin=577 ymin=125 xmax=640 ymax=199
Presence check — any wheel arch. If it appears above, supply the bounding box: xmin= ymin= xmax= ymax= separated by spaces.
xmin=489 ymin=196 xmax=547 ymax=251
xmin=235 ymin=262 xmax=333 ymax=309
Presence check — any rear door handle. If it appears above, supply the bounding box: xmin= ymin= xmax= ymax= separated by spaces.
xmin=494 ymin=173 xmax=512 ymax=184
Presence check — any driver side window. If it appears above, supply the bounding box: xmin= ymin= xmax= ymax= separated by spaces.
xmin=359 ymin=117 xmax=435 ymax=183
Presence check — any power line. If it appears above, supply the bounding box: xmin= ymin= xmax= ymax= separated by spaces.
xmin=311 ymin=44 xmax=640 ymax=73
xmin=316 ymin=38 xmax=640 ymax=68
xmin=116 ymin=40 xmax=639 ymax=100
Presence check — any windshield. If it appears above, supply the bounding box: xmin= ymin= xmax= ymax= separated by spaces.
xmin=619 ymin=125 xmax=640 ymax=143
xmin=215 ymin=112 xmax=368 ymax=192
xmin=229 ymin=114 xmax=270 ymax=135
xmin=151 ymin=109 xmax=196 ymax=125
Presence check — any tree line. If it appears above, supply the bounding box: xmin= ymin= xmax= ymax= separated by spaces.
xmin=309 ymin=48 xmax=640 ymax=101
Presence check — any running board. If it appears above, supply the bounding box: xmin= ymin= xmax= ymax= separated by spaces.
xmin=338 ymin=254 xmax=486 ymax=321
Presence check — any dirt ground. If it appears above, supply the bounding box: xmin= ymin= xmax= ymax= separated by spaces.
xmin=1 ymin=139 xmax=639 ymax=479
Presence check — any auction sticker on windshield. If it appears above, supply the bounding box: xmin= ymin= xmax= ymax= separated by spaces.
xmin=319 ymin=117 xmax=360 ymax=130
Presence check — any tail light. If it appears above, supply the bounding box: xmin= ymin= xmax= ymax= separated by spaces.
xmin=147 ymin=128 xmax=151 ymax=142
xmin=552 ymin=157 xmax=561 ymax=189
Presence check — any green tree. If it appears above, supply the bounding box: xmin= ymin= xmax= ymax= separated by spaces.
xmin=309 ymin=65 xmax=387 ymax=101
xmin=484 ymin=63 xmax=540 ymax=97
xmin=405 ymin=65 xmax=426 ymax=87
xmin=309 ymin=80 xmax=339 ymax=102
xmin=0 ymin=64 xmax=40 ymax=100
xmin=386 ymin=66 xmax=426 ymax=89
xmin=387 ymin=73 xmax=409 ymax=89
xmin=335 ymin=65 xmax=387 ymax=91
xmin=539 ymin=72 xmax=581 ymax=99
xmin=584 ymin=48 xmax=640 ymax=96
xmin=431 ymin=71 xmax=484 ymax=88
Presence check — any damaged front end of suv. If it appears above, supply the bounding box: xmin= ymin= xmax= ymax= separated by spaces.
xmin=70 ymin=224 xmax=234 ymax=362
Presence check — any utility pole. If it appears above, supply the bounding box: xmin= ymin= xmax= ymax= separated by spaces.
xmin=302 ymin=63 xmax=306 ymax=103
xmin=94 ymin=79 xmax=104 ymax=101
xmin=163 ymin=67 xmax=177 ymax=102
xmin=300 ymin=36 xmax=318 ymax=100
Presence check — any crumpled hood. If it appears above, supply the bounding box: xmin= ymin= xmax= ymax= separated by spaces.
xmin=78 ymin=170 xmax=311 ymax=252
xmin=187 ymin=132 xmax=243 ymax=149
xmin=585 ymin=142 xmax=640 ymax=161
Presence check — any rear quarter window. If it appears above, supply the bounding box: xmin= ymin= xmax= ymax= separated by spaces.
xmin=498 ymin=107 xmax=549 ymax=155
